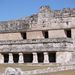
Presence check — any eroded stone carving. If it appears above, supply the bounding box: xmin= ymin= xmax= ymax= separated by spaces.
xmin=3 ymin=67 xmax=22 ymax=75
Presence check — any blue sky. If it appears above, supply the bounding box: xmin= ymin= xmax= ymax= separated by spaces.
xmin=0 ymin=0 xmax=75 ymax=21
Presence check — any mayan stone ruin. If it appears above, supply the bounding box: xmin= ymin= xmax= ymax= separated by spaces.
xmin=0 ymin=5 xmax=75 ymax=75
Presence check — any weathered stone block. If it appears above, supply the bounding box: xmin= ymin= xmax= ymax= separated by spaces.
xmin=72 ymin=29 xmax=75 ymax=38
xmin=0 ymin=33 xmax=23 ymax=40
xmin=56 ymin=52 xmax=72 ymax=64
xmin=48 ymin=30 xmax=66 ymax=38
xmin=27 ymin=31 xmax=44 ymax=39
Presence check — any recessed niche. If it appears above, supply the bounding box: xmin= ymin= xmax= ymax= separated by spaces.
xmin=65 ymin=29 xmax=71 ymax=38
xmin=43 ymin=31 xmax=49 ymax=38
xmin=21 ymin=32 xmax=27 ymax=39
xmin=48 ymin=52 xmax=56 ymax=63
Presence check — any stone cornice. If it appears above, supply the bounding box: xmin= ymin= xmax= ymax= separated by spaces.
xmin=0 ymin=38 xmax=74 ymax=52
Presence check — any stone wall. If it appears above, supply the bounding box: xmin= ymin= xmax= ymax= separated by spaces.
xmin=27 ymin=31 xmax=44 ymax=39
xmin=0 ymin=28 xmax=74 ymax=40
xmin=48 ymin=30 xmax=67 ymax=38
xmin=0 ymin=33 xmax=23 ymax=40
xmin=0 ymin=38 xmax=74 ymax=64
xmin=0 ymin=6 xmax=74 ymax=65
xmin=0 ymin=38 xmax=73 ymax=52
xmin=72 ymin=29 xmax=75 ymax=38
xmin=56 ymin=52 xmax=72 ymax=64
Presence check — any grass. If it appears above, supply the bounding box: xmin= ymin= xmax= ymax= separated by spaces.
xmin=36 ymin=70 xmax=75 ymax=75
xmin=0 ymin=63 xmax=51 ymax=72
xmin=0 ymin=64 xmax=75 ymax=75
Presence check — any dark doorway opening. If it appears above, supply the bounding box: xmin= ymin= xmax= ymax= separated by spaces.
xmin=21 ymin=32 xmax=27 ymax=39
xmin=38 ymin=52 xmax=44 ymax=63
xmin=3 ymin=54 xmax=9 ymax=63
xmin=65 ymin=29 xmax=71 ymax=38
xmin=23 ymin=53 xmax=33 ymax=63
xmin=49 ymin=52 xmax=56 ymax=63
xmin=43 ymin=31 xmax=48 ymax=38
xmin=13 ymin=54 xmax=19 ymax=63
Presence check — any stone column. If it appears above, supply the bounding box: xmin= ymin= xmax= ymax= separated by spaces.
xmin=32 ymin=52 xmax=38 ymax=63
xmin=18 ymin=53 xmax=24 ymax=63
xmin=0 ymin=53 xmax=4 ymax=63
xmin=8 ymin=53 xmax=14 ymax=63
xmin=43 ymin=52 xmax=49 ymax=63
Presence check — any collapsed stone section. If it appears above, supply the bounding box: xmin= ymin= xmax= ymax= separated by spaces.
xmin=0 ymin=6 xmax=75 ymax=32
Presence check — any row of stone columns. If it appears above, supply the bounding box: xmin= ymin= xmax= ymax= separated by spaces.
xmin=32 ymin=52 xmax=49 ymax=63
xmin=0 ymin=52 xmax=49 ymax=64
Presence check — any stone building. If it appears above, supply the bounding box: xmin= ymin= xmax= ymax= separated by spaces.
xmin=0 ymin=6 xmax=75 ymax=64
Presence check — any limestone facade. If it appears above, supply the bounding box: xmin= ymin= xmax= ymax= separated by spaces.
xmin=0 ymin=6 xmax=75 ymax=64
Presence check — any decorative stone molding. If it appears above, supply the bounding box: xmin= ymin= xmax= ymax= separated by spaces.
xmin=0 ymin=38 xmax=74 ymax=53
